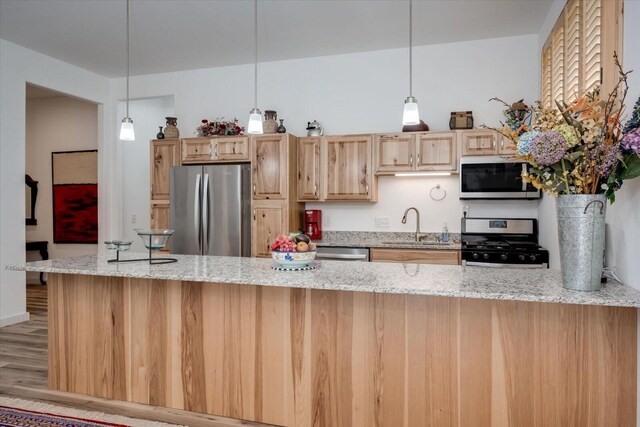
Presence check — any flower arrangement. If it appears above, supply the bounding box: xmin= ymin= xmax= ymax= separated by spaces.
xmin=196 ymin=118 xmax=245 ymax=136
xmin=494 ymin=56 xmax=640 ymax=203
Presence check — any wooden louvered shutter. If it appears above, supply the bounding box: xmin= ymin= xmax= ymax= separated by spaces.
xmin=582 ymin=0 xmax=601 ymax=93
xmin=541 ymin=46 xmax=552 ymax=108
xmin=551 ymin=24 xmax=564 ymax=105
xmin=564 ymin=0 xmax=581 ymax=101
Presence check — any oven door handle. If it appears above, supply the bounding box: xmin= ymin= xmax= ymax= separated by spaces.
xmin=463 ymin=260 xmax=548 ymax=269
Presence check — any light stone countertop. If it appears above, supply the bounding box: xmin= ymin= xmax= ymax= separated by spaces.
xmin=8 ymin=253 xmax=640 ymax=308
xmin=315 ymin=231 xmax=462 ymax=250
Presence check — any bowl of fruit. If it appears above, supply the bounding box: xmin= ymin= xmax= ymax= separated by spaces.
xmin=271 ymin=233 xmax=317 ymax=269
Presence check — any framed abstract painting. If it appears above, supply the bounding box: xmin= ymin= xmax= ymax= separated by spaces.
xmin=51 ymin=150 xmax=98 ymax=244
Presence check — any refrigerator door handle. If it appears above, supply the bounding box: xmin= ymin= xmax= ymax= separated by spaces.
xmin=194 ymin=173 xmax=202 ymax=253
xmin=203 ymin=174 xmax=210 ymax=254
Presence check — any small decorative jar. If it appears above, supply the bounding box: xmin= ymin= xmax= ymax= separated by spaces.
xmin=164 ymin=117 xmax=180 ymax=139
xmin=156 ymin=126 xmax=165 ymax=139
xmin=277 ymin=119 xmax=286 ymax=133
xmin=263 ymin=110 xmax=278 ymax=134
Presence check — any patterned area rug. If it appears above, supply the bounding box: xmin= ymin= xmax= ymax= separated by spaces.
xmin=0 ymin=397 xmax=181 ymax=427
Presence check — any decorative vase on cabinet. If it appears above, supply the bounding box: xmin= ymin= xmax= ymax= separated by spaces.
xmin=263 ymin=110 xmax=278 ymax=134
xmin=163 ymin=117 xmax=180 ymax=139
xmin=156 ymin=126 xmax=165 ymax=140
xmin=277 ymin=119 xmax=286 ymax=133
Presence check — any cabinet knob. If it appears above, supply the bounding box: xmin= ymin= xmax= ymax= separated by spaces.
xmin=365 ymin=183 xmax=369 ymax=195
xmin=314 ymin=184 xmax=318 ymax=196
xmin=253 ymin=184 xmax=256 ymax=195
xmin=410 ymin=155 xmax=413 ymax=167
xmin=492 ymin=137 xmax=496 ymax=150
xmin=253 ymin=209 xmax=256 ymax=220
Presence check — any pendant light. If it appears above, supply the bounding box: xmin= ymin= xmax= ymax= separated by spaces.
xmin=247 ymin=0 xmax=263 ymax=134
xmin=402 ymin=0 xmax=420 ymax=125
xmin=119 ymin=0 xmax=135 ymax=141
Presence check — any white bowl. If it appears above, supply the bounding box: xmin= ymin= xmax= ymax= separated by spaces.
xmin=271 ymin=251 xmax=317 ymax=269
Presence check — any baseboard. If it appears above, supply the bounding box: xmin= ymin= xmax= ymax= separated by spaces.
xmin=0 ymin=312 xmax=30 ymax=327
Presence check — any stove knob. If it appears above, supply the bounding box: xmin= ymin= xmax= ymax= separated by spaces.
xmin=472 ymin=253 xmax=479 ymax=260
xmin=483 ymin=253 xmax=490 ymax=260
xmin=500 ymin=254 xmax=508 ymax=261
xmin=529 ymin=254 xmax=537 ymax=262
xmin=518 ymin=254 xmax=526 ymax=262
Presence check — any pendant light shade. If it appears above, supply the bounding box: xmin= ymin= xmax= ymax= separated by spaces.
xmin=119 ymin=0 xmax=135 ymax=141
xmin=119 ymin=117 xmax=135 ymax=141
xmin=247 ymin=0 xmax=263 ymax=134
xmin=402 ymin=96 xmax=420 ymax=125
xmin=402 ymin=0 xmax=420 ymax=126
xmin=247 ymin=108 xmax=263 ymax=134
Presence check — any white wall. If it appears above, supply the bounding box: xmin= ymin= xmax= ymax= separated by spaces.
xmin=112 ymin=34 xmax=541 ymax=233
xmin=117 ymin=97 xmax=175 ymax=251
xmin=0 ymin=39 xmax=113 ymax=327
xmin=25 ymin=95 xmax=99 ymax=283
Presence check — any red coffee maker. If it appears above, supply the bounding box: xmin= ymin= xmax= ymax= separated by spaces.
xmin=304 ymin=210 xmax=322 ymax=240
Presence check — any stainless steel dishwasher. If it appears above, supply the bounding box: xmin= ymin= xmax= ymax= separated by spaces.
xmin=315 ymin=247 xmax=370 ymax=262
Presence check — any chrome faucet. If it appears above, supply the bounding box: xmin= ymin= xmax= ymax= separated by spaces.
xmin=402 ymin=207 xmax=422 ymax=242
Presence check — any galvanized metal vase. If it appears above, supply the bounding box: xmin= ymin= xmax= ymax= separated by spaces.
xmin=556 ymin=194 xmax=606 ymax=291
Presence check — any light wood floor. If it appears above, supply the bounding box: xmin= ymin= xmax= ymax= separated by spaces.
xmin=0 ymin=285 xmax=273 ymax=427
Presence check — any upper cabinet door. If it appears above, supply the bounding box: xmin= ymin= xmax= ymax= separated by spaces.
xmin=416 ymin=131 xmax=458 ymax=171
xmin=325 ymin=135 xmax=375 ymax=201
xmin=461 ymin=130 xmax=498 ymax=156
xmin=251 ymin=134 xmax=287 ymax=200
xmin=375 ymin=133 xmax=415 ymax=173
xmin=297 ymin=137 xmax=322 ymax=201
xmin=182 ymin=138 xmax=213 ymax=163
xmin=212 ymin=136 xmax=250 ymax=161
xmin=498 ymin=134 xmax=518 ymax=155
xmin=151 ymin=139 xmax=181 ymax=200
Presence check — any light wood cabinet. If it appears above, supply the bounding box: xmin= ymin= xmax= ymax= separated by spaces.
xmin=211 ymin=136 xmax=250 ymax=161
xmin=375 ymin=133 xmax=415 ymax=173
xmin=297 ymin=137 xmax=322 ymax=201
xmin=150 ymin=203 xmax=171 ymax=252
xmin=416 ymin=132 xmax=458 ymax=171
xmin=371 ymin=248 xmax=461 ymax=265
xmin=325 ymin=135 xmax=376 ymax=201
xmin=461 ymin=130 xmax=499 ymax=156
xmin=150 ymin=139 xmax=181 ymax=201
xmin=181 ymin=138 xmax=212 ymax=163
xmin=498 ymin=134 xmax=518 ymax=155
xmin=252 ymin=134 xmax=289 ymax=200
xmin=251 ymin=200 xmax=287 ymax=257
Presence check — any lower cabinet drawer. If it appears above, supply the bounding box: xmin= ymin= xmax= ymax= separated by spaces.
xmin=370 ymin=248 xmax=461 ymax=265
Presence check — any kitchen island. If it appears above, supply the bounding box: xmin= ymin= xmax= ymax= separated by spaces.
xmin=10 ymin=254 xmax=640 ymax=426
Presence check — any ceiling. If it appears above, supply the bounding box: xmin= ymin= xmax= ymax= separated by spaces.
xmin=0 ymin=0 xmax=553 ymax=78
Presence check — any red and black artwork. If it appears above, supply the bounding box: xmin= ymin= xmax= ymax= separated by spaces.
xmin=51 ymin=150 xmax=98 ymax=244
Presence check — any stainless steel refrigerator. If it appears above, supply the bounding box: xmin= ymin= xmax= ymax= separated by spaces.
xmin=170 ymin=164 xmax=251 ymax=256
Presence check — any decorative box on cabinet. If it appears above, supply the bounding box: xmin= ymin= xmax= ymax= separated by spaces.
xmin=297 ymin=137 xmax=323 ymax=201
xmin=324 ymin=135 xmax=377 ymax=201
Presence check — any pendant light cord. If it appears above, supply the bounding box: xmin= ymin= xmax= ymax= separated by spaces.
xmin=126 ymin=0 xmax=130 ymax=119
xmin=254 ymin=0 xmax=258 ymax=109
xmin=408 ymin=0 xmax=412 ymax=97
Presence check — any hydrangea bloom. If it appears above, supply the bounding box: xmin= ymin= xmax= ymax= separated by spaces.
xmin=516 ymin=130 xmax=540 ymax=155
xmin=530 ymin=131 xmax=567 ymax=165
xmin=621 ymin=128 xmax=640 ymax=154
xmin=590 ymin=143 xmax=622 ymax=178
xmin=556 ymin=123 xmax=579 ymax=147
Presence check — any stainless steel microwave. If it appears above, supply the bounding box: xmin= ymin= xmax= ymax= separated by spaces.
xmin=459 ymin=156 xmax=541 ymax=200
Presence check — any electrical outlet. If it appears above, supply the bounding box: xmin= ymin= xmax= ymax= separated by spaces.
xmin=375 ymin=217 xmax=390 ymax=229
xmin=131 ymin=214 xmax=137 ymax=224
xmin=324 ymin=215 xmax=331 ymax=228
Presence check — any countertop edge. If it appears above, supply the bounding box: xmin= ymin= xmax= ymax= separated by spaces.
xmin=10 ymin=265 xmax=639 ymax=308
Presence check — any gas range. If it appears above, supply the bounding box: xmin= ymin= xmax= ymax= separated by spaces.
xmin=461 ymin=218 xmax=549 ymax=268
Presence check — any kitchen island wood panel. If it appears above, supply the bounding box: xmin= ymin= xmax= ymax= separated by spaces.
xmin=48 ymin=273 xmax=636 ymax=426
